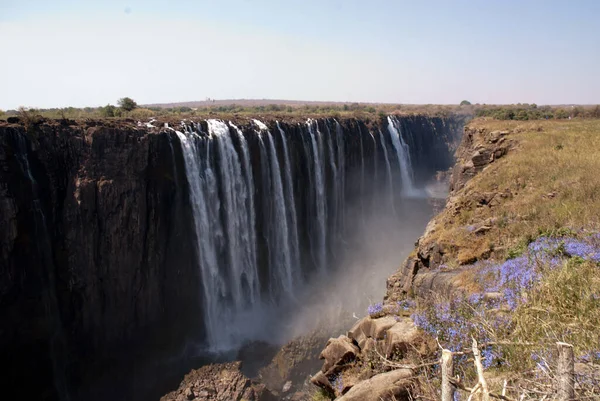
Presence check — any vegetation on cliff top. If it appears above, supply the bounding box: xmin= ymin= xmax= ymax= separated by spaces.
xmin=403 ymin=118 xmax=600 ymax=400
xmin=2 ymin=101 xmax=600 ymax=124
xmin=435 ymin=119 xmax=600 ymax=264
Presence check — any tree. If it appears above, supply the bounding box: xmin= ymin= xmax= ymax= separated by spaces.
xmin=118 ymin=97 xmax=137 ymax=112
xmin=460 ymin=100 xmax=471 ymax=106
xmin=100 ymin=104 xmax=117 ymax=117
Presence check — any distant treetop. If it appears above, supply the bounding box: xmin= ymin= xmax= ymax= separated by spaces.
xmin=460 ymin=100 xmax=471 ymax=106
xmin=118 ymin=97 xmax=137 ymax=111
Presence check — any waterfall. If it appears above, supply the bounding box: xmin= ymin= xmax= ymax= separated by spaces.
xmin=172 ymin=116 xmax=429 ymax=350
xmin=277 ymin=122 xmax=301 ymax=285
xmin=379 ymin=129 xmax=396 ymax=213
xmin=358 ymin=123 xmax=366 ymax=225
xmin=335 ymin=121 xmax=346 ymax=237
xmin=387 ymin=116 xmax=416 ymax=195
xmin=325 ymin=122 xmax=340 ymax=251
xmin=229 ymin=122 xmax=258 ymax=291
xmin=306 ymin=119 xmax=327 ymax=274
xmin=254 ymin=120 xmax=294 ymax=299
xmin=175 ymin=120 xmax=260 ymax=350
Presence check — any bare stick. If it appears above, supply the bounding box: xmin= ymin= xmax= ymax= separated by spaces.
xmin=441 ymin=349 xmax=455 ymax=401
xmin=449 ymin=377 xmax=517 ymax=401
xmin=557 ymin=342 xmax=574 ymax=401
xmin=472 ymin=338 xmax=491 ymax=401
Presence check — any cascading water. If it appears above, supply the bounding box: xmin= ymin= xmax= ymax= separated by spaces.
xmin=255 ymin=120 xmax=294 ymax=299
xmin=172 ymin=116 xmax=452 ymax=351
xmin=306 ymin=119 xmax=328 ymax=275
xmin=387 ymin=116 xmax=417 ymax=196
xmin=379 ymin=129 xmax=396 ymax=213
xmin=176 ymin=120 xmax=261 ymax=350
xmin=334 ymin=121 xmax=346 ymax=237
xmin=276 ymin=121 xmax=301 ymax=285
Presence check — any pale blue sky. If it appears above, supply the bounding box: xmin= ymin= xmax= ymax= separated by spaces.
xmin=1 ymin=0 xmax=599 ymax=109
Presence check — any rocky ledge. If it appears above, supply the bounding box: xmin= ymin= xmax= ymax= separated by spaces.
xmin=310 ymin=315 xmax=432 ymax=400
xmin=161 ymin=362 xmax=276 ymax=401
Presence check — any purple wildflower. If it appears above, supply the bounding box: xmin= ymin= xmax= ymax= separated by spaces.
xmin=468 ymin=293 xmax=484 ymax=305
xmin=411 ymin=311 xmax=436 ymax=335
xmin=481 ymin=348 xmax=496 ymax=369
xmin=367 ymin=302 xmax=383 ymax=316
xmin=563 ymin=239 xmax=596 ymax=258
xmin=579 ymin=351 xmax=600 ymax=363
xmin=332 ymin=375 xmax=344 ymax=393
xmin=396 ymin=299 xmax=415 ymax=312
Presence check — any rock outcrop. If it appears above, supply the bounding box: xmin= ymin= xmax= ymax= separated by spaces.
xmin=160 ymin=362 xmax=276 ymax=401
xmin=311 ymin=316 xmax=430 ymax=399
xmin=386 ymin=126 xmax=513 ymax=301
xmin=336 ymin=369 xmax=414 ymax=401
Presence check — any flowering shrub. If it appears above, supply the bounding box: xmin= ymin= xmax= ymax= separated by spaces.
xmin=410 ymin=231 xmax=600 ymax=381
xmin=367 ymin=302 xmax=383 ymax=316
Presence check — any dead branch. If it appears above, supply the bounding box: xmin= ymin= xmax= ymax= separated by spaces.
xmin=450 ymin=377 xmax=517 ymax=401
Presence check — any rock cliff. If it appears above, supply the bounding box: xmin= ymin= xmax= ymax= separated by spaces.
xmin=309 ymin=122 xmax=518 ymax=400
xmin=0 ymin=119 xmax=201 ymax=400
xmin=0 ymin=114 xmax=462 ymax=400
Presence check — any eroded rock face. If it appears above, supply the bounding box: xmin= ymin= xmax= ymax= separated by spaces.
xmin=160 ymin=362 xmax=275 ymax=401
xmin=0 ymin=121 xmax=200 ymax=400
xmin=385 ymin=126 xmax=514 ymax=300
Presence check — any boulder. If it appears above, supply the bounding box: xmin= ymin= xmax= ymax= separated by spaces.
xmin=336 ymin=369 xmax=414 ymax=401
xmin=319 ymin=335 xmax=359 ymax=373
xmin=369 ymin=316 xmax=400 ymax=340
xmin=310 ymin=370 xmax=333 ymax=392
xmin=383 ymin=318 xmax=420 ymax=358
xmin=348 ymin=318 xmax=369 ymax=349
xmin=347 ymin=316 xmax=397 ymax=349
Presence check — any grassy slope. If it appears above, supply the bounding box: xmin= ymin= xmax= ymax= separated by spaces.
xmin=407 ymin=118 xmax=600 ymax=398
xmin=432 ymin=118 xmax=600 ymax=266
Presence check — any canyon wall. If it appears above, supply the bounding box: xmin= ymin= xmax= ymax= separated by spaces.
xmin=0 ymin=115 xmax=462 ymax=400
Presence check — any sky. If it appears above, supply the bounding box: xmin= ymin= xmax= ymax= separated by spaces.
xmin=1 ymin=0 xmax=599 ymax=109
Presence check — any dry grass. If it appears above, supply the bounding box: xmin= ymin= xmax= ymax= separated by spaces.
xmin=430 ymin=119 xmax=600 ymax=264
xmin=406 ymin=118 xmax=600 ymax=400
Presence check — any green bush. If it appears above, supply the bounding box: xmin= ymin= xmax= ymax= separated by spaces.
xmin=100 ymin=104 xmax=117 ymax=117
xmin=118 ymin=97 xmax=137 ymax=112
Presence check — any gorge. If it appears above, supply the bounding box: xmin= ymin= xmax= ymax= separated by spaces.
xmin=0 ymin=114 xmax=462 ymax=400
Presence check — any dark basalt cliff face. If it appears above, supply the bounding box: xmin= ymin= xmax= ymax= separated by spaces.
xmin=0 ymin=115 xmax=462 ymax=401
xmin=0 ymin=122 xmax=201 ymax=400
